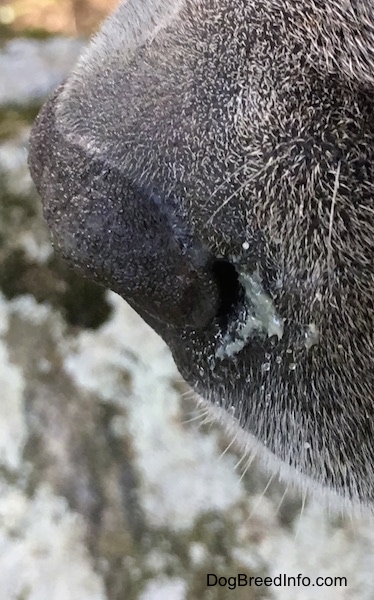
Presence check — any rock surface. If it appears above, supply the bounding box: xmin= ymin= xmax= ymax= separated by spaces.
xmin=1 ymin=36 xmax=374 ymax=600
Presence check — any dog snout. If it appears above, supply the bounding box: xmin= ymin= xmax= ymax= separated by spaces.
xmin=28 ymin=90 xmax=223 ymax=331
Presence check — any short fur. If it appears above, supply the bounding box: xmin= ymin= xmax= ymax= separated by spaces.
xmin=29 ymin=0 xmax=374 ymax=507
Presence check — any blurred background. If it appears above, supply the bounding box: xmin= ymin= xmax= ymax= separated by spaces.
xmin=0 ymin=0 xmax=117 ymax=35
xmin=1 ymin=2 xmax=374 ymax=599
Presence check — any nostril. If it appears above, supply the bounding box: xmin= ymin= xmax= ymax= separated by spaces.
xmin=211 ymin=260 xmax=284 ymax=360
xmin=211 ymin=259 xmax=244 ymax=325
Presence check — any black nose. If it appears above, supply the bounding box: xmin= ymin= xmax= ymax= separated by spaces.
xmin=28 ymin=90 xmax=223 ymax=330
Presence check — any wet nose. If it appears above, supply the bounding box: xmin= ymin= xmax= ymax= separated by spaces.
xmin=28 ymin=90 xmax=223 ymax=330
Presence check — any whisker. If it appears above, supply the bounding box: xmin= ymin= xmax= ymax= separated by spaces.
xmin=206 ymin=154 xmax=284 ymax=226
xmin=246 ymin=472 xmax=275 ymax=523
xmin=234 ymin=449 xmax=252 ymax=471
xmin=294 ymin=487 xmax=307 ymax=540
xmin=238 ymin=451 xmax=256 ymax=483
xmin=207 ymin=173 xmax=256 ymax=225
xmin=181 ymin=409 xmax=209 ymax=426
xmin=180 ymin=388 xmax=197 ymax=399
xmin=274 ymin=485 xmax=289 ymax=518
xmin=327 ymin=160 xmax=341 ymax=284
xmin=217 ymin=431 xmax=239 ymax=461
xmin=196 ymin=411 xmax=215 ymax=430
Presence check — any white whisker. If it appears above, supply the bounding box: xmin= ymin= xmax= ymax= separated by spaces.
xmin=274 ymin=485 xmax=289 ymax=518
xmin=327 ymin=160 xmax=341 ymax=283
xmin=246 ymin=472 xmax=275 ymax=523
xmin=218 ymin=432 xmax=239 ymax=461
xmin=294 ymin=487 xmax=307 ymax=540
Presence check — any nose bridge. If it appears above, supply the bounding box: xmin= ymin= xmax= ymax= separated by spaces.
xmin=61 ymin=0 xmax=186 ymax=103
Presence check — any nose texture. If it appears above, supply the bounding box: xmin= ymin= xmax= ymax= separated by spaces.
xmin=28 ymin=88 xmax=221 ymax=331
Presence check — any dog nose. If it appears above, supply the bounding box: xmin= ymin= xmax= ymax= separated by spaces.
xmin=28 ymin=92 xmax=223 ymax=331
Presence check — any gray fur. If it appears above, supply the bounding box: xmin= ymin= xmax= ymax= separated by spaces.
xmin=29 ymin=0 xmax=374 ymax=507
